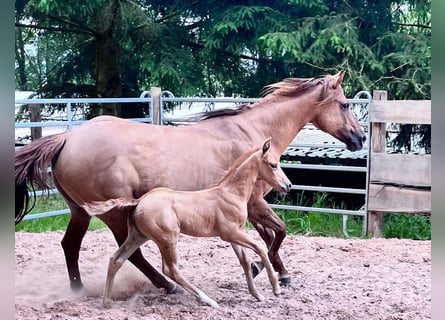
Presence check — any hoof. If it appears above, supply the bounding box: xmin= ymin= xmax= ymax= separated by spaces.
xmin=198 ymin=291 xmax=219 ymax=308
xmin=278 ymin=274 xmax=291 ymax=286
xmin=70 ymin=280 xmax=84 ymax=292
xmin=103 ymin=299 xmax=112 ymax=309
xmin=251 ymin=261 xmax=264 ymax=278
xmin=255 ymin=294 xmax=265 ymax=302
xmin=166 ymin=283 xmax=184 ymax=294
xmin=273 ymin=288 xmax=282 ymax=296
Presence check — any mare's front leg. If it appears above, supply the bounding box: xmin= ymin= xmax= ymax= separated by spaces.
xmin=248 ymin=188 xmax=290 ymax=285
xmin=61 ymin=203 xmax=91 ymax=291
xmin=101 ymin=208 xmax=181 ymax=295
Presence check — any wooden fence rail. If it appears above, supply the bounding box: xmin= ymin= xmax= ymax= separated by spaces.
xmin=367 ymin=90 xmax=431 ymax=237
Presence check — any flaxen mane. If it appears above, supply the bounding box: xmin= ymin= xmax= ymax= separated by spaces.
xmin=192 ymin=75 xmax=335 ymax=122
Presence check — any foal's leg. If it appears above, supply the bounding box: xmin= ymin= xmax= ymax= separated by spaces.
xmin=102 ymin=223 xmax=148 ymax=309
xmin=60 ymin=203 xmax=91 ymax=291
xmin=248 ymin=197 xmax=290 ymax=285
xmin=101 ymin=208 xmax=180 ymax=294
xmin=230 ymin=243 xmax=264 ymax=302
xmin=223 ymin=231 xmax=281 ymax=297
xmin=157 ymin=241 xmax=219 ymax=308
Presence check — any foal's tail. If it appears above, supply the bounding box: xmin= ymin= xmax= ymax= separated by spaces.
xmin=15 ymin=133 xmax=67 ymax=225
xmin=82 ymin=198 xmax=139 ymax=216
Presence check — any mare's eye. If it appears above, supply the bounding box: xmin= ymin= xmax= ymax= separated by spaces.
xmin=341 ymin=103 xmax=349 ymax=110
xmin=270 ymin=163 xmax=277 ymax=169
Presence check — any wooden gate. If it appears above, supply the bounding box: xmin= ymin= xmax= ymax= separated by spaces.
xmin=367 ymin=90 xmax=431 ymax=236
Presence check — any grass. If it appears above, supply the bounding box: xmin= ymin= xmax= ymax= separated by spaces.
xmin=16 ymin=192 xmax=431 ymax=240
xmin=383 ymin=213 xmax=431 ymax=240
xmin=261 ymin=192 xmax=366 ymax=238
xmin=15 ymin=194 xmax=107 ymax=232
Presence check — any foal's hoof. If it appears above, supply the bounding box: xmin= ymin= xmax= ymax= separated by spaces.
xmin=166 ymin=283 xmax=184 ymax=294
xmin=103 ymin=298 xmax=113 ymax=309
xmin=273 ymin=287 xmax=282 ymax=296
xmin=255 ymin=294 xmax=265 ymax=302
xmin=278 ymin=274 xmax=291 ymax=286
xmin=251 ymin=261 xmax=264 ymax=278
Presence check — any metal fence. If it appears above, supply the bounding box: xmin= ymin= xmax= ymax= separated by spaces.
xmin=15 ymin=90 xmax=371 ymax=236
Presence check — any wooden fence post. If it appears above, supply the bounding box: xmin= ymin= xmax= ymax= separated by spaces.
xmin=29 ymin=104 xmax=42 ymax=140
xmin=150 ymin=87 xmax=162 ymax=125
xmin=367 ymin=90 xmax=387 ymax=237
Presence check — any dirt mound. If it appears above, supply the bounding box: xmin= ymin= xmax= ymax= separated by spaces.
xmin=15 ymin=230 xmax=431 ymax=319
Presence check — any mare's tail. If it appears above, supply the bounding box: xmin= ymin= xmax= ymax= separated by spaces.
xmin=82 ymin=198 xmax=139 ymax=216
xmin=15 ymin=133 xmax=67 ymax=225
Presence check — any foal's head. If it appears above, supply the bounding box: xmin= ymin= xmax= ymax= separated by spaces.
xmin=257 ymin=138 xmax=292 ymax=195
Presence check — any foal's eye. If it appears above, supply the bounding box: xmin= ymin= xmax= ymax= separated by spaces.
xmin=270 ymin=163 xmax=277 ymax=169
xmin=341 ymin=103 xmax=349 ymax=110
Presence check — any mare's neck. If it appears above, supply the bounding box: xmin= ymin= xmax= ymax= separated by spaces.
xmin=246 ymin=92 xmax=320 ymax=154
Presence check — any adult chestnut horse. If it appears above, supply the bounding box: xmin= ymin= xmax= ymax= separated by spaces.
xmin=15 ymin=71 xmax=365 ymax=294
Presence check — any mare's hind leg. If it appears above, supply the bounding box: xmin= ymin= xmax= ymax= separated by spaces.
xmin=157 ymin=241 xmax=219 ymax=308
xmin=61 ymin=203 xmax=91 ymax=291
xmin=230 ymin=243 xmax=264 ymax=302
xmin=247 ymin=197 xmax=291 ymax=285
xmin=101 ymin=208 xmax=180 ymax=294
xmin=102 ymin=223 xmax=148 ymax=309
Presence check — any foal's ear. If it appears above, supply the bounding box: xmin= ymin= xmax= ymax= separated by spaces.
xmin=332 ymin=71 xmax=345 ymax=89
xmin=262 ymin=137 xmax=272 ymax=154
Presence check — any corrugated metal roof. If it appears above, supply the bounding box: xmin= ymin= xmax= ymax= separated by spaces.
xmin=284 ymin=125 xmax=369 ymax=160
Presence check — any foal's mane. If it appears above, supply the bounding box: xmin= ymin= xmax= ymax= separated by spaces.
xmin=216 ymin=144 xmax=262 ymax=186
xmin=192 ymin=74 xmax=336 ymax=122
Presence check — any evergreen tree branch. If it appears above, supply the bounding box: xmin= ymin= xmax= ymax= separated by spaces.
xmin=393 ymin=22 xmax=431 ymax=29
xmin=15 ymin=22 xmax=96 ymax=36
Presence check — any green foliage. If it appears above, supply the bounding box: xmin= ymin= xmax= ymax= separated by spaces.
xmin=16 ymin=0 xmax=430 ymax=144
xmin=15 ymin=194 xmax=107 ymax=232
xmin=15 ymin=214 xmax=107 ymax=232
xmin=270 ymin=192 xmax=365 ymax=238
xmin=383 ymin=213 xmax=431 ymax=240
xmin=261 ymin=192 xmax=431 ymax=240
xmin=16 ymin=0 xmax=431 ymax=99
xmin=17 ymin=193 xmax=430 ymax=240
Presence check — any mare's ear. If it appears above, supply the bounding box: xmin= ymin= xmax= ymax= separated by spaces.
xmin=332 ymin=71 xmax=345 ymax=89
xmin=262 ymin=137 xmax=272 ymax=155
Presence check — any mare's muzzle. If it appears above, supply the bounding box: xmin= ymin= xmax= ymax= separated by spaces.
xmin=344 ymin=129 xmax=366 ymax=151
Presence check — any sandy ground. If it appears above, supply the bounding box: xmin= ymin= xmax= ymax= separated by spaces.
xmin=15 ymin=230 xmax=430 ymax=320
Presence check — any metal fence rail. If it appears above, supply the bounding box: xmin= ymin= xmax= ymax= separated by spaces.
xmin=15 ymin=91 xmax=371 ymax=237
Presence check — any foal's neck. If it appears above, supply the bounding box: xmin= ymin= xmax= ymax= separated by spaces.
xmin=218 ymin=154 xmax=260 ymax=200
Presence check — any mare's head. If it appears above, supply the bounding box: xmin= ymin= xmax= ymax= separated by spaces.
xmin=257 ymin=138 xmax=292 ymax=194
xmin=310 ymin=71 xmax=366 ymax=151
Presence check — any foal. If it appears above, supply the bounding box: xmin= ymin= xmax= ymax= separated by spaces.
xmin=83 ymin=138 xmax=292 ymax=308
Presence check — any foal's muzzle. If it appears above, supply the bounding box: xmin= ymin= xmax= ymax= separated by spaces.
xmin=279 ymin=181 xmax=292 ymax=195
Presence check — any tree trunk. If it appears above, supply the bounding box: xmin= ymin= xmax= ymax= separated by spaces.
xmin=94 ymin=0 xmax=122 ymax=117
xmin=15 ymin=23 xmax=28 ymax=90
